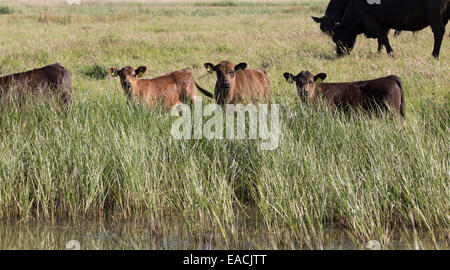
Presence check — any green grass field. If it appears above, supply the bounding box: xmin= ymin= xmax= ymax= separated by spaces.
xmin=0 ymin=0 xmax=448 ymax=249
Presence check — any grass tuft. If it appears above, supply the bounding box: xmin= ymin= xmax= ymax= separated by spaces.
xmin=80 ymin=64 xmax=109 ymax=80
xmin=0 ymin=5 xmax=12 ymax=15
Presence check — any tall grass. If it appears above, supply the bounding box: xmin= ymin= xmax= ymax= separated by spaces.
xmin=0 ymin=0 xmax=448 ymax=249
xmin=0 ymin=92 xmax=448 ymax=248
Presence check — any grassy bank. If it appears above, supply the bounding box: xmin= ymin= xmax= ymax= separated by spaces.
xmin=0 ymin=1 xmax=448 ymax=249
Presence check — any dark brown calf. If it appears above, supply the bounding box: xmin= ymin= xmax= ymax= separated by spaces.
xmin=109 ymin=66 xmax=213 ymax=109
xmin=283 ymin=71 xmax=405 ymax=117
xmin=0 ymin=63 xmax=72 ymax=105
xmin=203 ymin=61 xmax=271 ymax=105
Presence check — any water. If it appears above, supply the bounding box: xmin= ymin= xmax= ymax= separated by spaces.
xmin=0 ymin=220 xmax=447 ymax=250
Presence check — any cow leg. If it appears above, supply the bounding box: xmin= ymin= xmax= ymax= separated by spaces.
xmin=377 ymin=39 xmax=384 ymax=53
xmin=430 ymin=21 xmax=445 ymax=58
xmin=378 ymin=31 xmax=394 ymax=56
xmin=364 ymin=18 xmax=393 ymax=55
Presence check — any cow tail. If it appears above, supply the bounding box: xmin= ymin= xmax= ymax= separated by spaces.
xmin=195 ymin=82 xmax=213 ymax=98
xmin=392 ymin=75 xmax=405 ymax=118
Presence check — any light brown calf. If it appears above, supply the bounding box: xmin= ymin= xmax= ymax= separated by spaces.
xmin=203 ymin=61 xmax=271 ymax=105
xmin=109 ymin=66 xmax=213 ymax=109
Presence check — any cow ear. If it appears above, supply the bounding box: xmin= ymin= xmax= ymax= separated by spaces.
xmin=108 ymin=66 xmax=119 ymax=77
xmin=235 ymin=62 xmax=247 ymax=74
xmin=314 ymin=73 xmax=327 ymax=83
xmin=312 ymin=16 xmax=322 ymax=23
xmin=283 ymin=73 xmax=295 ymax=84
xmin=136 ymin=66 xmax=147 ymax=77
xmin=204 ymin=63 xmax=216 ymax=74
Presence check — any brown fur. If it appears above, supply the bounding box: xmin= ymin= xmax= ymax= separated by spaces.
xmin=109 ymin=66 xmax=213 ymax=109
xmin=284 ymin=71 xmax=405 ymax=117
xmin=0 ymin=63 xmax=72 ymax=105
xmin=203 ymin=61 xmax=271 ymax=105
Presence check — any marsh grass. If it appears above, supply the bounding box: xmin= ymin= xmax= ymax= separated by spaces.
xmin=0 ymin=0 xmax=448 ymax=249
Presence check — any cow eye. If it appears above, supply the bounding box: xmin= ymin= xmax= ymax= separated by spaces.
xmin=230 ymin=72 xmax=235 ymax=77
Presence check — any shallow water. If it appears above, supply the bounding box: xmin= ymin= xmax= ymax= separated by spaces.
xmin=0 ymin=220 xmax=447 ymax=250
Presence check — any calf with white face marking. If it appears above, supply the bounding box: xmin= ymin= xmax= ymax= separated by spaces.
xmin=203 ymin=61 xmax=271 ymax=105
xmin=283 ymin=71 xmax=405 ymax=117
xmin=109 ymin=65 xmax=213 ymax=110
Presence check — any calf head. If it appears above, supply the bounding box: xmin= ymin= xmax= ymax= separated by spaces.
xmin=283 ymin=71 xmax=327 ymax=101
xmin=203 ymin=61 xmax=247 ymax=104
xmin=109 ymin=65 xmax=147 ymax=97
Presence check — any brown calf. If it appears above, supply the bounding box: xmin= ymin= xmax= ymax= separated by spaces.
xmin=203 ymin=61 xmax=271 ymax=105
xmin=109 ymin=66 xmax=213 ymax=109
xmin=0 ymin=63 xmax=72 ymax=105
xmin=283 ymin=71 xmax=405 ymax=117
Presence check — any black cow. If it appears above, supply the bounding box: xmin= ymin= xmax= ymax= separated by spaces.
xmin=331 ymin=0 xmax=449 ymax=58
xmin=312 ymin=0 xmax=414 ymax=52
